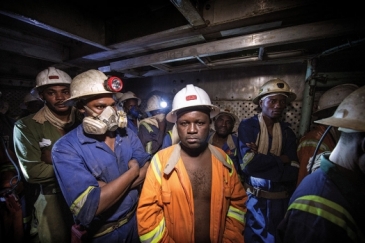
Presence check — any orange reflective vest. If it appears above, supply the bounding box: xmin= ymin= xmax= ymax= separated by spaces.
xmin=137 ymin=144 xmax=247 ymax=243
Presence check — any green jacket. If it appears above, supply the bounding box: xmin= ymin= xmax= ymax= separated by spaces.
xmin=13 ymin=113 xmax=79 ymax=184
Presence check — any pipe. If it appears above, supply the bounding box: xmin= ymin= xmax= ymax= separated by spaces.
xmin=298 ymin=59 xmax=316 ymax=138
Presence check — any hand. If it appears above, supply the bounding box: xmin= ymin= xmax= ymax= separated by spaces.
xmin=246 ymin=142 xmax=258 ymax=153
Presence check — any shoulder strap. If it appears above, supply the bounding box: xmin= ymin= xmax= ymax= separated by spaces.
xmin=163 ymin=145 xmax=181 ymax=175
xmin=140 ymin=122 xmax=153 ymax=133
xmin=208 ymin=144 xmax=232 ymax=170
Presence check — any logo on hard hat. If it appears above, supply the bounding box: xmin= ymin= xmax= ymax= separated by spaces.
xmin=49 ymin=75 xmax=59 ymax=80
xmin=186 ymin=95 xmax=197 ymax=101
xmin=277 ymin=83 xmax=284 ymax=88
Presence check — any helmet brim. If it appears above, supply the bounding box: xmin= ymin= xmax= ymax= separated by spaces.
xmin=166 ymin=104 xmax=220 ymax=123
xmin=312 ymin=106 xmax=337 ymax=117
xmin=314 ymin=117 xmax=365 ymax=132
xmin=216 ymin=111 xmax=239 ymax=121
xmin=32 ymin=83 xmax=70 ymax=96
xmin=63 ymin=90 xmax=113 ymax=106
xmin=252 ymin=92 xmax=296 ymax=104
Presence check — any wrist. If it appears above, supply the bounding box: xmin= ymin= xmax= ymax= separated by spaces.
xmin=129 ymin=164 xmax=139 ymax=177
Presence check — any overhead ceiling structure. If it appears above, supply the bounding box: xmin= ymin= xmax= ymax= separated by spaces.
xmin=0 ymin=0 xmax=364 ymax=88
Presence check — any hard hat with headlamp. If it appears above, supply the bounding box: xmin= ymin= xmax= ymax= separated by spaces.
xmin=145 ymin=95 xmax=168 ymax=112
xmin=315 ymin=85 xmax=364 ymax=133
xmin=166 ymin=84 xmax=219 ymax=123
xmin=253 ymin=78 xmax=296 ymax=104
xmin=64 ymin=69 xmax=126 ymax=135
xmin=64 ymin=69 xmax=123 ymax=106
xmin=31 ymin=67 xmax=72 ymax=95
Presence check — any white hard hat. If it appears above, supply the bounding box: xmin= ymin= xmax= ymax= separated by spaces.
xmin=315 ymin=85 xmax=364 ymax=132
xmin=253 ymin=78 xmax=296 ymax=104
xmin=166 ymin=84 xmax=219 ymax=123
xmin=115 ymin=91 xmax=141 ymax=106
xmin=20 ymin=91 xmax=41 ymax=109
xmin=313 ymin=84 xmax=358 ymax=117
xmin=32 ymin=67 xmax=72 ymax=95
xmin=24 ymin=92 xmax=40 ymax=103
xmin=145 ymin=95 xmax=167 ymax=112
xmin=64 ymin=69 xmax=122 ymax=106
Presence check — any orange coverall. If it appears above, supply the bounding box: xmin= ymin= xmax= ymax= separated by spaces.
xmin=137 ymin=144 xmax=247 ymax=243
xmin=296 ymin=124 xmax=337 ymax=186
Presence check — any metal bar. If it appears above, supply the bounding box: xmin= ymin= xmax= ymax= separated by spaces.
xmin=298 ymin=59 xmax=316 ymax=138
xmin=110 ymin=18 xmax=365 ymax=72
xmin=0 ymin=10 xmax=110 ymax=51
xmin=170 ymin=0 xmax=206 ymax=27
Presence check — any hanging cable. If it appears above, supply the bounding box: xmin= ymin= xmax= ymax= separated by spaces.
xmin=308 ymin=125 xmax=332 ymax=174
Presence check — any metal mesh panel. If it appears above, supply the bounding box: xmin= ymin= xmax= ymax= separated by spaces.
xmin=212 ymin=100 xmax=302 ymax=136
xmin=141 ymin=98 xmax=303 ymax=137
xmin=1 ymin=88 xmax=30 ymax=118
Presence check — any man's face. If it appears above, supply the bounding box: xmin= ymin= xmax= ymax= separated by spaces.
xmin=40 ymin=85 xmax=71 ymax=115
xmin=84 ymin=94 xmax=116 ymax=115
xmin=259 ymin=94 xmax=287 ymax=119
xmin=176 ymin=110 xmax=210 ymax=149
xmin=214 ymin=114 xmax=234 ymax=136
xmin=123 ymin=98 xmax=138 ymax=113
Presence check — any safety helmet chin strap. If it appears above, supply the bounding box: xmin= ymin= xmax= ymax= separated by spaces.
xmin=83 ymin=105 xmax=99 ymax=118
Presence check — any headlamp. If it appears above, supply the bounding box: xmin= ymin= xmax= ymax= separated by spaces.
xmin=104 ymin=76 xmax=123 ymax=92
xmin=160 ymin=100 xmax=167 ymax=109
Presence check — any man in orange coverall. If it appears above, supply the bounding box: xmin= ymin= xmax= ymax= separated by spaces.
xmin=296 ymin=84 xmax=358 ymax=186
xmin=137 ymin=84 xmax=247 ymax=243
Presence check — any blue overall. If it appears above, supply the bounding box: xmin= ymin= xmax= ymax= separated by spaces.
xmin=52 ymin=125 xmax=150 ymax=242
xmin=238 ymin=115 xmax=298 ymax=243
xmin=277 ymin=154 xmax=365 ymax=243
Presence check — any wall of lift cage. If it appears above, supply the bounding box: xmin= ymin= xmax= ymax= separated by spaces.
xmin=122 ymin=62 xmax=364 ymax=139
xmin=2 ymin=62 xmax=363 ymax=139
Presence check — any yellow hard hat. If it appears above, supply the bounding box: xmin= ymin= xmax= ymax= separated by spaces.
xmin=253 ymin=78 xmax=296 ymax=104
